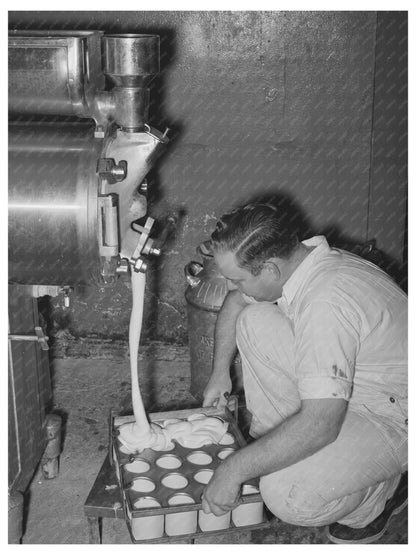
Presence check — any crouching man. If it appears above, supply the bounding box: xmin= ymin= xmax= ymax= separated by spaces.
xmin=202 ymin=202 xmax=407 ymax=543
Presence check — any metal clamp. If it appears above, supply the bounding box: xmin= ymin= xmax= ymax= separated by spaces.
xmin=144 ymin=124 xmax=170 ymax=143
xmin=8 ymin=327 xmax=49 ymax=351
xmin=129 ymin=217 xmax=156 ymax=273
xmin=117 ymin=217 xmax=156 ymax=274
xmin=118 ymin=214 xmax=176 ymax=275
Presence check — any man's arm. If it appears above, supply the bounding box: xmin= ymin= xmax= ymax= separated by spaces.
xmin=202 ymin=397 xmax=347 ymax=515
xmin=203 ymin=290 xmax=248 ymax=408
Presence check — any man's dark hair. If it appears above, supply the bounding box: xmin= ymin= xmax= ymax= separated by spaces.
xmin=211 ymin=202 xmax=299 ymax=275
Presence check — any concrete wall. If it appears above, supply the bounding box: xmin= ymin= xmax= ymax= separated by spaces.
xmin=368 ymin=12 xmax=407 ymax=285
xmin=9 ymin=11 xmax=407 ymax=346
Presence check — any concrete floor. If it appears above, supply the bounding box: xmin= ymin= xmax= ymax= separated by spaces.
xmin=20 ymin=349 xmax=408 ymax=544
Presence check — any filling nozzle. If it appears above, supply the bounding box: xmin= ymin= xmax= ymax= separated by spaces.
xmin=117 ymin=214 xmax=177 ymax=275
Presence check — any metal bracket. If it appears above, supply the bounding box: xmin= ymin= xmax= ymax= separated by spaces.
xmin=144 ymin=124 xmax=170 ymax=143
xmin=117 ymin=216 xmax=163 ymax=274
xmin=98 ymin=195 xmax=119 ymax=257
xmin=97 ymin=158 xmax=127 ymax=184
xmin=8 ymin=327 xmax=49 ymax=351
xmin=30 ymin=285 xmax=61 ymax=298
xmin=129 ymin=217 xmax=155 ymax=273
xmin=118 ymin=213 xmax=177 ymax=275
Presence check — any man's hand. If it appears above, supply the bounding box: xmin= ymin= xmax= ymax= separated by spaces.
xmin=203 ymin=290 xmax=246 ymax=409
xmin=201 ymin=460 xmax=241 ymax=515
xmin=202 ymin=373 xmax=232 ymax=409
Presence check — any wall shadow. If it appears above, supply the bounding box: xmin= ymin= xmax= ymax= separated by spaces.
xmin=320 ymin=224 xmax=407 ymax=291
xmin=219 ymin=191 xmax=407 ymax=292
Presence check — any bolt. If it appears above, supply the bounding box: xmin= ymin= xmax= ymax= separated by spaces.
xmin=94 ymin=125 xmax=105 ymax=139
xmin=150 ymin=247 xmax=161 ymax=256
xmin=139 ymin=181 xmax=148 ymax=194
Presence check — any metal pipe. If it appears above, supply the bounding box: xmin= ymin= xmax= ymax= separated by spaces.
xmin=103 ymin=35 xmax=160 ymax=131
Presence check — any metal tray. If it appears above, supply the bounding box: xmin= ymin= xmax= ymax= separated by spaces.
xmin=111 ymin=406 xmax=262 ymax=517
xmin=110 ymin=406 xmax=271 ymax=542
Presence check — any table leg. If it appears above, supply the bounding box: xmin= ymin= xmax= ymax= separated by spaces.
xmin=87 ymin=516 xmax=102 ymax=544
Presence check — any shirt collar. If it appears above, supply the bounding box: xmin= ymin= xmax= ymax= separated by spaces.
xmin=280 ymin=236 xmax=330 ymax=305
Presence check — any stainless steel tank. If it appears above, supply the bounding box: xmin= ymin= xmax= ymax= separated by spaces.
xmin=8 ymin=30 xmax=104 ymax=119
xmin=8 ymin=31 xmax=170 ymax=287
xmin=9 ymin=121 xmax=102 ymax=285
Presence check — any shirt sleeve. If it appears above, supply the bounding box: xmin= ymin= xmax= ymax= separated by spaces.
xmin=241 ymin=293 xmax=258 ymax=304
xmin=294 ymin=300 xmax=360 ymax=401
xmin=241 ymin=293 xmax=280 ymax=305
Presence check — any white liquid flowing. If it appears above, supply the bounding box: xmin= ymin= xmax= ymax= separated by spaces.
xmin=118 ymin=269 xmax=229 ymax=454
xmin=129 ymin=271 xmax=149 ymax=428
xmin=117 ymin=271 xmax=154 ymax=450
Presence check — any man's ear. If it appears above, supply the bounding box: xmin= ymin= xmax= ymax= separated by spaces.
xmin=264 ymin=260 xmax=281 ymax=279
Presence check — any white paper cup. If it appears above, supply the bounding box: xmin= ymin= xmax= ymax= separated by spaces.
xmin=219 ymin=433 xmax=235 ymax=445
xmin=217 ymin=448 xmax=236 ymax=460
xmin=198 ymin=509 xmax=231 ymax=531
xmin=156 ymin=455 xmax=182 ymax=469
xmin=186 ymin=451 xmax=213 ymax=465
xmin=161 ymin=473 xmax=189 ymax=489
xmin=195 ymin=469 xmax=231 ymax=531
xmin=242 ymin=484 xmax=259 ymax=494
xmin=130 ymin=477 xmax=156 ymax=493
xmin=124 ymin=459 xmax=151 ymax=474
xmin=232 ymin=484 xmax=264 ymax=527
xmin=193 ymin=469 xmax=213 ymax=485
xmin=165 ymin=493 xmax=197 ymax=536
xmin=131 ymin=497 xmax=164 ymax=540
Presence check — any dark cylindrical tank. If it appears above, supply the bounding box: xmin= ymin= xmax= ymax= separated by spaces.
xmin=8 ymin=121 xmax=102 ymax=285
xmin=185 ymin=242 xmax=243 ymax=402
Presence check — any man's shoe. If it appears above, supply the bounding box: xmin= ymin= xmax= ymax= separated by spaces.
xmin=326 ymin=472 xmax=408 ymax=544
